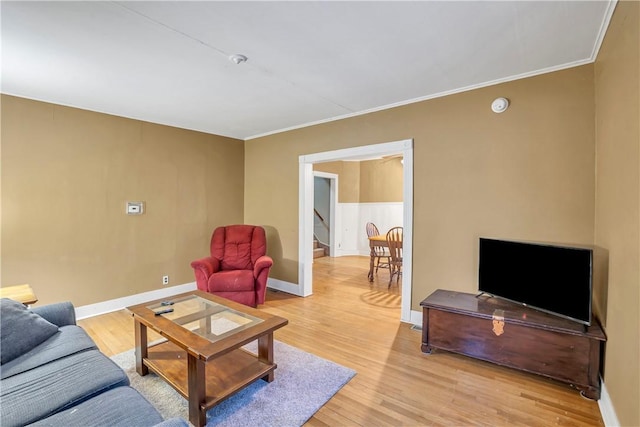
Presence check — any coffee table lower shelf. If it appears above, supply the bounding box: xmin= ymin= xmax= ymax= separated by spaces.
xmin=144 ymin=340 xmax=276 ymax=410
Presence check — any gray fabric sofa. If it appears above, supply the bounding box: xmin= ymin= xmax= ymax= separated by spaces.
xmin=0 ymin=299 xmax=187 ymax=427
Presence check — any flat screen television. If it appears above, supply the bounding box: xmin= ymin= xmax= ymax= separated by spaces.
xmin=478 ymin=238 xmax=593 ymax=326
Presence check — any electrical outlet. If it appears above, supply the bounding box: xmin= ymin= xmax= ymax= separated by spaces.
xmin=162 ymin=275 xmax=169 ymax=285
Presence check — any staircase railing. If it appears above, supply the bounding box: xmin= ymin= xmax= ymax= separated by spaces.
xmin=314 ymin=208 xmax=329 ymax=230
xmin=313 ymin=208 xmax=330 ymax=246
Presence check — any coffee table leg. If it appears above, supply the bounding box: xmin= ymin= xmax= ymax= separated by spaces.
xmin=134 ymin=320 xmax=148 ymax=376
xmin=188 ymin=354 xmax=206 ymax=427
xmin=258 ymin=333 xmax=275 ymax=382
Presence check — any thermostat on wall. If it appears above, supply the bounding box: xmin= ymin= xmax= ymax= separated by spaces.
xmin=126 ymin=201 xmax=144 ymax=215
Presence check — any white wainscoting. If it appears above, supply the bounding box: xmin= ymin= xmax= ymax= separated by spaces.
xmin=335 ymin=202 xmax=404 ymax=257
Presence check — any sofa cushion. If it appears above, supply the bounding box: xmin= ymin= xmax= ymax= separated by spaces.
xmin=27 ymin=386 xmax=164 ymax=427
xmin=0 ymin=298 xmax=59 ymax=364
xmin=0 ymin=349 xmax=129 ymax=427
xmin=1 ymin=325 xmax=97 ymax=380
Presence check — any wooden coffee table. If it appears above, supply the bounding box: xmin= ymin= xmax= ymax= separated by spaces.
xmin=127 ymin=290 xmax=288 ymax=427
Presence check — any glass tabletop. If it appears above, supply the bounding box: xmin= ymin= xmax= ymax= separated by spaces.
xmin=147 ymin=295 xmax=263 ymax=343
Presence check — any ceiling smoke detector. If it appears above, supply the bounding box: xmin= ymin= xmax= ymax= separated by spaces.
xmin=229 ymin=54 xmax=248 ymax=65
xmin=491 ymin=97 xmax=510 ymax=113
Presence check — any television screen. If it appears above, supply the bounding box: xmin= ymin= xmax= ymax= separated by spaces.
xmin=478 ymin=238 xmax=593 ymax=325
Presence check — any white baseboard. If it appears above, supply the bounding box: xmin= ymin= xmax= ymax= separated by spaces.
xmin=598 ymin=378 xmax=621 ymax=426
xmin=75 ymin=277 xmax=302 ymax=319
xmin=335 ymin=249 xmax=367 ymax=257
xmin=409 ymin=309 xmax=422 ymax=326
xmin=267 ymin=277 xmax=308 ymax=297
xmin=75 ymin=282 xmax=197 ymax=320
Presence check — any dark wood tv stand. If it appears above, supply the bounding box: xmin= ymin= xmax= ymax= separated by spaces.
xmin=420 ymin=289 xmax=606 ymax=399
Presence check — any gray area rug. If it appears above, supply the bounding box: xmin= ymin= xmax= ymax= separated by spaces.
xmin=111 ymin=340 xmax=356 ymax=426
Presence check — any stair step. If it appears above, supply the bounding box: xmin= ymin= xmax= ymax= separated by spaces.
xmin=313 ymin=247 xmax=326 ymax=259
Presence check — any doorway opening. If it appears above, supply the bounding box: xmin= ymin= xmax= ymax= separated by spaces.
xmin=298 ymin=139 xmax=414 ymax=322
xmin=313 ymin=172 xmax=337 ymax=258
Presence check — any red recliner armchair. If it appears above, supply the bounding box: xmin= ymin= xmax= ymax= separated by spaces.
xmin=190 ymin=225 xmax=273 ymax=307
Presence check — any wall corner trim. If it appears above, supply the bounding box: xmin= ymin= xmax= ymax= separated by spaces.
xmin=590 ymin=0 xmax=619 ymax=61
xmin=598 ymin=377 xmax=621 ymax=427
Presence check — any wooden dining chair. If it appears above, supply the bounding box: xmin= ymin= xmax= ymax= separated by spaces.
xmin=366 ymin=222 xmax=390 ymax=274
xmin=386 ymin=226 xmax=403 ymax=287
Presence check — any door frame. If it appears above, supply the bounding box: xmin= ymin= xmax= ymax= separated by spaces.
xmin=298 ymin=139 xmax=414 ymax=322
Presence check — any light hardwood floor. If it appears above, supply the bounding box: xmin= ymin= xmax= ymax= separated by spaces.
xmin=79 ymin=256 xmax=604 ymax=426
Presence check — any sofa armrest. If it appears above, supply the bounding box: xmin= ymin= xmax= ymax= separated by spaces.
xmin=31 ymin=301 xmax=76 ymax=327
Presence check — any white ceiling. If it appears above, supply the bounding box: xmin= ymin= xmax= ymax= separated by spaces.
xmin=1 ymin=1 xmax=615 ymax=140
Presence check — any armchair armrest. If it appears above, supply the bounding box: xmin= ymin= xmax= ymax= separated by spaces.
xmin=31 ymin=301 xmax=76 ymax=327
xmin=190 ymin=257 xmax=220 ymax=276
xmin=254 ymin=255 xmax=273 ymax=278
xmin=253 ymin=255 xmax=273 ymax=305
xmin=191 ymin=257 xmax=221 ymax=292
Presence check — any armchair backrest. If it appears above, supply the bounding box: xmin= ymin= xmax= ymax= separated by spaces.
xmin=210 ymin=225 xmax=267 ymax=271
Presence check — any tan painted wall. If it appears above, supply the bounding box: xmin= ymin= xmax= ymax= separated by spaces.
xmin=1 ymin=95 xmax=245 ymax=306
xmin=314 ymin=158 xmax=403 ymax=203
xmin=594 ymin=1 xmax=640 ymax=425
xmin=313 ymin=161 xmax=360 ymax=202
xmin=245 ymin=65 xmax=596 ymax=305
xmin=359 ymin=158 xmax=403 ymax=203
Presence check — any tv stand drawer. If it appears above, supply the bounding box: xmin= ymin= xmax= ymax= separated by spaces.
xmin=420 ymin=289 xmax=606 ymax=399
